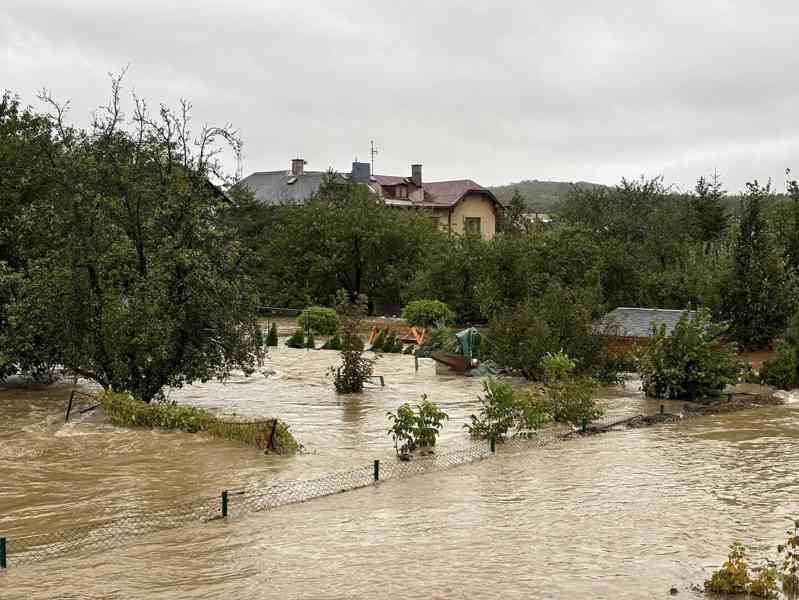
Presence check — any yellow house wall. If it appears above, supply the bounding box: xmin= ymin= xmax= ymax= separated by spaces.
xmin=447 ymin=194 xmax=497 ymax=240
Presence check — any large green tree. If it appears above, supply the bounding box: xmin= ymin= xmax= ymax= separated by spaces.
xmin=721 ymin=181 xmax=793 ymax=349
xmin=1 ymin=78 xmax=264 ymax=400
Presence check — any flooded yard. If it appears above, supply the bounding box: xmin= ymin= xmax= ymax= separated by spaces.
xmin=2 ymin=343 xmax=799 ymax=599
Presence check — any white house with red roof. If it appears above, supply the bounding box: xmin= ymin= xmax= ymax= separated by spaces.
xmin=239 ymin=158 xmax=502 ymax=240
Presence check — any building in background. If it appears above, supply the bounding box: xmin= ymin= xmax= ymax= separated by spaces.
xmin=239 ymin=158 xmax=502 ymax=240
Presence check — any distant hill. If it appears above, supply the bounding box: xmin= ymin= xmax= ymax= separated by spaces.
xmin=489 ymin=180 xmax=605 ymax=212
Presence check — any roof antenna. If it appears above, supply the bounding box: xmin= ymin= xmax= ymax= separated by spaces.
xmin=370 ymin=140 xmax=379 ymax=175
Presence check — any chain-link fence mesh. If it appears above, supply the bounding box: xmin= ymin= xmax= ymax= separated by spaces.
xmin=4 ymin=407 xmax=687 ymax=568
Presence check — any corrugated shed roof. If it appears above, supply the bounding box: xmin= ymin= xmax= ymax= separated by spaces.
xmin=598 ymin=307 xmax=696 ymax=339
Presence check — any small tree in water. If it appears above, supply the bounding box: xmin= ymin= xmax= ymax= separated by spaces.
xmin=331 ymin=291 xmax=374 ymax=393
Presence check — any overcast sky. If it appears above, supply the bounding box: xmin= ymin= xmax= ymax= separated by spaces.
xmin=3 ymin=1 xmax=799 ymax=192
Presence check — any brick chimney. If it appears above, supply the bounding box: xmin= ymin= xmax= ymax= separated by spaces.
xmin=411 ymin=164 xmax=422 ymax=187
xmin=291 ymin=158 xmax=306 ymax=176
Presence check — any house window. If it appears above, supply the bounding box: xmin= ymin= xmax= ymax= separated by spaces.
xmin=464 ymin=217 xmax=481 ymax=235
xmin=397 ymin=185 xmax=407 ymax=199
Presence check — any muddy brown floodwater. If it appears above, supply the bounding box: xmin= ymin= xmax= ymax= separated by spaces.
xmin=2 ymin=342 xmax=799 ymax=599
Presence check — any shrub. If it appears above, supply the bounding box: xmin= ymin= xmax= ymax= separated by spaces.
xmin=265 ymin=322 xmax=278 ymax=347
xmin=297 ymin=306 xmax=340 ymax=335
xmin=402 ymin=344 xmax=414 ymax=355
xmin=331 ymin=292 xmax=375 ymax=393
xmin=483 ymin=282 xmax=608 ymax=381
xmin=542 ymin=352 xmax=603 ymax=427
xmin=322 ymin=333 xmax=343 ymax=350
xmin=704 ymin=542 xmax=752 ymax=595
xmin=401 ymin=299 xmax=456 ymax=328
xmin=386 ymin=396 xmax=449 ymax=454
xmin=778 ymin=521 xmax=799 ymax=595
xmin=464 ymin=378 xmax=551 ymax=440
xmin=637 ymin=307 xmax=741 ymax=400
xmin=383 ymin=332 xmax=398 ymax=353
xmin=286 ymin=329 xmax=305 ymax=348
xmin=99 ymin=391 xmax=299 ymax=453
xmin=370 ymin=328 xmax=387 ymax=352
xmin=305 ymin=332 xmax=316 ymax=349
xmin=760 ymin=343 xmax=799 ymax=390
xmin=415 ymin=320 xmax=456 ymax=358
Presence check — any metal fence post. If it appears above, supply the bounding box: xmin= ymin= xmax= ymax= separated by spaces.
xmin=414 ymin=354 xmax=419 ymax=373
xmin=221 ymin=490 xmax=229 ymax=518
xmin=660 ymin=404 xmax=664 ymax=415
xmin=581 ymin=418 xmax=588 ymax=433
xmin=490 ymin=436 xmax=496 ymax=454
xmin=0 ymin=537 xmax=6 ymax=569
xmin=373 ymin=460 xmax=380 ymax=481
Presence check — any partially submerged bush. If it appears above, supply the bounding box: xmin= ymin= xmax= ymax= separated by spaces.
xmin=331 ymin=292 xmax=375 ymax=393
xmin=99 ymin=391 xmax=299 ymax=453
xmin=297 ymin=306 xmax=340 ymax=335
xmin=369 ymin=328 xmax=387 ymax=352
xmin=286 ymin=329 xmax=305 ymax=348
xmin=386 ymin=396 xmax=448 ymax=454
xmin=465 ymin=378 xmax=552 ymax=441
xmin=415 ymin=320 xmax=456 ymax=358
xmin=401 ymin=299 xmax=455 ymax=328
xmin=305 ymin=332 xmax=316 ymax=349
xmin=542 ymin=351 xmax=602 ymax=427
xmin=265 ymin=322 xmax=279 ymax=347
xmin=322 ymin=333 xmax=343 ymax=350
xmin=760 ymin=343 xmax=799 ymax=390
xmin=704 ymin=542 xmax=753 ymax=595
xmin=637 ymin=307 xmax=740 ymax=400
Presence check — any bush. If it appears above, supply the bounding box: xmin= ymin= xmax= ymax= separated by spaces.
xmin=704 ymin=542 xmax=752 ymax=595
xmin=401 ymin=299 xmax=456 ymax=328
xmin=483 ymin=282 xmax=608 ymax=381
xmin=99 ymin=391 xmax=299 ymax=453
xmin=286 ymin=329 xmax=305 ymax=348
xmin=386 ymin=396 xmax=448 ymax=454
xmin=541 ymin=351 xmax=603 ymax=427
xmin=370 ymin=328 xmax=387 ymax=352
xmin=464 ymin=378 xmax=551 ymax=440
xmin=305 ymin=332 xmax=316 ymax=349
xmin=331 ymin=292 xmax=375 ymax=393
xmin=297 ymin=306 xmax=340 ymax=335
xmin=321 ymin=333 xmax=343 ymax=350
xmin=265 ymin=322 xmax=278 ymax=347
xmin=760 ymin=343 xmax=799 ymax=390
xmin=415 ymin=320 xmax=456 ymax=358
xmin=637 ymin=307 xmax=740 ymax=400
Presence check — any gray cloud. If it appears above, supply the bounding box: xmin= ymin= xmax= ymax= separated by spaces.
xmin=2 ymin=0 xmax=799 ymax=192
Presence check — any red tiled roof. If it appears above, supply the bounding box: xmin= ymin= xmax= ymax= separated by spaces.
xmin=372 ymin=176 xmax=499 ymax=208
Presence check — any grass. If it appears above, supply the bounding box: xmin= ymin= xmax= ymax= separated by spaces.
xmin=98 ymin=391 xmax=299 ymax=454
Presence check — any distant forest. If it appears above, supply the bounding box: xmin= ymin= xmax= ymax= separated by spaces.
xmin=489 ymin=180 xmax=605 ymax=212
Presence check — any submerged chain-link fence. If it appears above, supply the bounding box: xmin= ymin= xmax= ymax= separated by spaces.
xmin=2 ymin=410 xmax=670 ymax=568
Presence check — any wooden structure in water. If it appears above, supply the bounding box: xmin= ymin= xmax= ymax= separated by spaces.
xmin=367 ymin=325 xmax=427 ymax=346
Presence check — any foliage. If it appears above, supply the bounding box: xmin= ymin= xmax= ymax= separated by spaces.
xmin=778 ymin=521 xmax=799 ymax=595
xmin=721 ymin=181 xmax=794 ymax=349
xmin=749 ymin=562 xmax=779 ymax=598
xmin=415 ymin=321 xmax=457 ymax=358
xmin=265 ymin=322 xmax=278 ymax=347
xmin=305 ymin=332 xmax=316 ymax=349
xmin=637 ymin=307 xmax=740 ymax=400
xmin=321 ymin=333 xmax=343 ymax=350
xmin=760 ymin=343 xmax=799 ymax=390
xmin=370 ymin=329 xmax=387 ymax=352
xmin=0 ymin=79 xmax=264 ymax=401
xmin=401 ymin=299 xmax=455 ymax=328
xmin=704 ymin=542 xmax=752 ymax=595
xmin=286 ymin=329 xmax=305 ymax=348
xmin=386 ymin=396 xmax=449 ymax=454
xmin=541 ymin=352 xmax=603 ymax=427
xmin=483 ymin=281 xmax=608 ymax=381
xmin=331 ymin=292 xmax=374 ymax=393
xmin=465 ymin=378 xmax=551 ymax=440
xmin=496 ymin=189 xmax=533 ymax=234
xmin=691 ymin=172 xmax=729 ymax=244
xmin=99 ymin=391 xmax=299 ymax=453
xmin=297 ymin=306 xmax=340 ymax=335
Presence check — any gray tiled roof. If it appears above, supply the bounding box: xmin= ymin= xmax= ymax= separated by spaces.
xmin=598 ymin=307 xmax=695 ymax=339
xmin=238 ymin=171 xmax=343 ymax=205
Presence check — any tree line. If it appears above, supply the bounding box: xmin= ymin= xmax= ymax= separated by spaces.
xmin=3 ymin=81 xmax=799 ymax=400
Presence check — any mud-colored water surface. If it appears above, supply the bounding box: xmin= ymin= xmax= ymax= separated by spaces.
xmin=2 ymin=344 xmax=799 ymax=599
